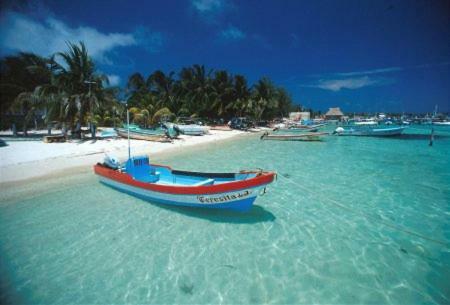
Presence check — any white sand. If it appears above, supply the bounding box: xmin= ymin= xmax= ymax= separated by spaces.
xmin=0 ymin=130 xmax=246 ymax=184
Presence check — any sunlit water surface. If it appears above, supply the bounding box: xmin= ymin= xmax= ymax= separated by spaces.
xmin=1 ymin=126 xmax=449 ymax=304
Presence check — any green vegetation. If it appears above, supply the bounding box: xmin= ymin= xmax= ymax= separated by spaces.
xmin=126 ymin=66 xmax=296 ymax=123
xmin=0 ymin=41 xmax=297 ymax=135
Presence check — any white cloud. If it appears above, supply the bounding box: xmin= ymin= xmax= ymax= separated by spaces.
xmin=0 ymin=11 xmax=163 ymax=64
xmin=331 ymin=62 xmax=450 ymax=77
xmin=304 ymin=76 xmax=382 ymax=91
xmin=336 ymin=67 xmax=403 ymax=77
xmin=192 ymin=0 xmax=224 ymax=12
xmin=106 ymin=74 xmax=121 ymax=86
xmin=220 ymin=25 xmax=245 ymax=41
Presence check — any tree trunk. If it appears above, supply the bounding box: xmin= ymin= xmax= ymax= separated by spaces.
xmin=62 ymin=122 xmax=67 ymax=137
xmin=22 ymin=121 xmax=28 ymax=137
xmin=90 ymin=122 xmax=96 ymax=140
xmin=75 ymin=121 xmax=81 ymax=139
xmin=12 ymin=123 xmax=17 ymax=136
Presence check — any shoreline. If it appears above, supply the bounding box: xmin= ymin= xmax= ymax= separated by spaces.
xmin=0 ymin=130 xmax=249 ymax=185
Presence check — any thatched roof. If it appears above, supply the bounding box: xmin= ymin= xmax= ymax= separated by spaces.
xmin=325 ymin=107 xmax=344 ymax=116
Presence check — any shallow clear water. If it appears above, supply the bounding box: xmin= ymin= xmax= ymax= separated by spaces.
xmin=1 ymin=126 xmax=449 ymax=304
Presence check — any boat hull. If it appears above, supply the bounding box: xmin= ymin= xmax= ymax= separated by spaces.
xmin=99 ymin=176 xmax=261 ymax=211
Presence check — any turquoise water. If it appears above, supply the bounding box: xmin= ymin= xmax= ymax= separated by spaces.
xmin=1 ymin=126 xmax=449 ymax=304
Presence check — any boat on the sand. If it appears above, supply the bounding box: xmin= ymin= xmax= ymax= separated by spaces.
xmin=176 ymin=124 xmax=209 ymax=135
xmin=115 ymin=128 xmax=172 ymax=142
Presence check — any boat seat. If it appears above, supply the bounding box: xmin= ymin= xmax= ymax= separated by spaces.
xmin=192 ymin=178 xmax=215 ymax=186
xmin=136 ymin=172 xmax=160 ymax=183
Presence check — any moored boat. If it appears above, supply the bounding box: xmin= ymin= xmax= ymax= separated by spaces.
xmin=354 ymin=119 xmax=378 ymax=126
xmin=260 ymin=131 xmax=328 ymax=141
xmin=273 ymin=124 xmax=325 ymax=133
xmin=432 ymin=121 xmax=450 ymax=126
xmin=94 ymin=155 xmax=275 ymax=212
xmin=334 ymin=126 xmax=406 ymax=136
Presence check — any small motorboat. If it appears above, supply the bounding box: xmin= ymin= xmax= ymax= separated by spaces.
xmin=260 ymin=132 xmax=328 ymax=141
xmin=100 ymin=128 xmax=118 ymax=138
xmin=175 ymin=124 xmax=209 ymax=135
xmin=432 ymin=121 xmax=450 ymax=126
xmin=334 ymin=126 xmax=406 ymax=136
xmin=115 ymin=128 xmax=172 ymax=142
xmin=354 ymin=119 xmax=378 ymax=126
xmin=94 ymin=155 xmax=275 ymax=212
xmin=273 ymin=126 xmax=319 ymax=133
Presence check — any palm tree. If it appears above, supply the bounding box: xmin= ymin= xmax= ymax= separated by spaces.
xmin=251 ymin=77 xmax=278 ymax=122
xmin=230 ymin=74 xmax=251 ymax=117
xmin=275 ymin=87 xmax=293 ymax=118
xmin=55 ymin=41 xmax=111 ymax=138
xmin=178 ymin=65 xmax=215 ymax=117
xmin=1 ymin=53 xmax=56 ymax=134
xmin=147 ymin=70 xmax=177 ymax=110
xmin=211 ymin=70 xmax=234 ymax=119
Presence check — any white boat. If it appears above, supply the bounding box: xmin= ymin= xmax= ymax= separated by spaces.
xmin=176 ymin=124 xmax=209 ymax=135
xmin=433 ymin=121 xmax=450 ymax=126
xmin=334 ymin=126 xmax=406 ymax=136
xmin=354 ymin=119 xmax=378 ymax=126
xmin=261 ymin=132 xmax=328 ymax=141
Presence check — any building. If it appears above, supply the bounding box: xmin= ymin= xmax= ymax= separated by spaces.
xmin=325 ymin=107 xmax=344 ymax=121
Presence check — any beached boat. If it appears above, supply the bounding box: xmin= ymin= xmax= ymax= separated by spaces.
xmin=176 ymin=124 xmax=209 ymax=135
xmin=100 ymin=128 xmax=118 ymax=138
xmin=122 ymin=123 xmax=180 ymax=139
xmin=116 ymin=128 xmax=171 ymax=142
xmin=260 ymin=132 xmax=328 ymax=141
xmin=334 ymin=126 xmax=406 ymax=136
xmin=94 ymin=155 xmax=275 ymax=212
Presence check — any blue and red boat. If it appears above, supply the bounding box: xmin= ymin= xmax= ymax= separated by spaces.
xmin=94 ymin=155 xmax=275 ymax=212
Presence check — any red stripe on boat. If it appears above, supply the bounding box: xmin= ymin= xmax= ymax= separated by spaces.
xmin=94 ymin=164 xmax=275 ymax=195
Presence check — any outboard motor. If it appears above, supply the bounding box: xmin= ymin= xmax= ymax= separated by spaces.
xmin=125 ymin=155 xmax=160 ymax=183
xmin=104 ymin=154 xmax=121 ymax=169
xmin=334 ymin=127 xmax=344 ymax=135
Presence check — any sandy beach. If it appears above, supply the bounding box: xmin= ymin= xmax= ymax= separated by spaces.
xmin=0 ymin=129 xmax=246 ymax=184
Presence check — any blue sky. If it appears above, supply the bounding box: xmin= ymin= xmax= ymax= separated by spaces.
xmin=0 ymin=0 xmax=449 ymax=113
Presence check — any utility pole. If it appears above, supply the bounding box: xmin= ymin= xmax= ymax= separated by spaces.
xmin=84 ymin=80 xmax=97 ymax=139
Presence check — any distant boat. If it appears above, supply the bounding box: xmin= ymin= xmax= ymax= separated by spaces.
xmin=261 ymin=132 xmax=328 ymax=141
xmin=116 ymin=128 xmax=172 ymax=142
xmin=274 ymin=123 xmax=326 ymax=133
xmin=95 ymin=155 xmax=275 ymax=212
xmin=334 ymin=126 xmax=406 ymax=136
xmin=354 ymin=119 xmax=378 ymax=126
xmin=432 ymin=121 xmax=450 ymax=126
xmin=176 ymin=124 xmax=209 ymax=135
xmin=117 ymin=123 xmax=180 ymax=140
xmin=100 ymin=128 xmax=118 ymax=138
